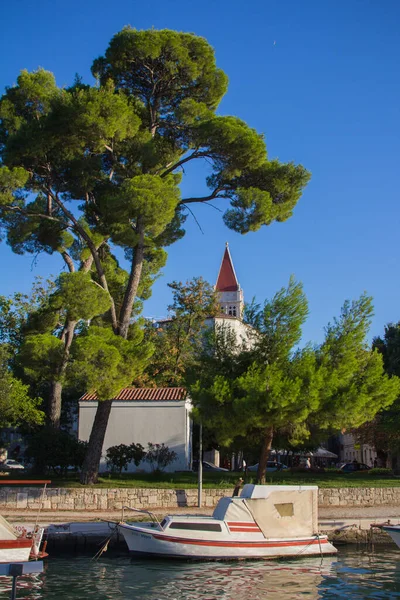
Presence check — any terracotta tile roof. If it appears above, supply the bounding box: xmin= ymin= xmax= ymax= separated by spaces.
xmin=80 ymin=387 xmax=187 ymax=402
xmin=216 ymin=245 xmax=239 ymax=292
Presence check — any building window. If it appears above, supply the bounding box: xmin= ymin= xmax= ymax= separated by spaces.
xmin=228 ymin=306 xmax=237 ymax=317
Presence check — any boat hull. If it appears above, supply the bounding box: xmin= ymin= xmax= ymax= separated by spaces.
xmin=0 ymin=539 xmax=32 ymax=563
xmin=118 ymin=524 xmax=337 ymax=560
xmin=382 ymin=526 xmax=400 ymax=549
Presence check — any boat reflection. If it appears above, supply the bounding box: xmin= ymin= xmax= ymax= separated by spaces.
xmin=123 ymin=556 xmax=337 ymax=599
xmin=0 ymin=548 xmax=398 ymax=599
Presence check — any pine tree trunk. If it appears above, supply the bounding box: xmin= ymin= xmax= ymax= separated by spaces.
xmin=47 ymin=319 xmax=77 ymax=429
xmin=118 ymin=221 xmax=145 ymax=338
xmin=80 ymin=226 xmax=146 ymax=483
xmin=80 ymin=400 xmax=113 ymax=484
xmin=48 ymin=381 xmax=63 ymax=429
xmin=257 ymin=425 xmax=274 ymax=484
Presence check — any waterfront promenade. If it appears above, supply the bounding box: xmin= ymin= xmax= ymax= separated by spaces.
xmin=4 ymin=504 xmax=400 ymax=544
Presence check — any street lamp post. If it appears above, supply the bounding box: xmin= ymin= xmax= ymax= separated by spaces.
xmin=198 ymin=422 xmax=203 ymax=508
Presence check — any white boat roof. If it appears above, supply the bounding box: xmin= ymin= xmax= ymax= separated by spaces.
xmin=240 ymin=484 xmax=318 ymax=498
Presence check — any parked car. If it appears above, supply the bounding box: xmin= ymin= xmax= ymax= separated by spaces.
xmin=0 ymin=459 xmax=25 ymax=471
xmin=339 ymin=462 xmax=370 ymax=473
xmin=247 ymin=462 xmax=288 ymax=472
xmin=192 ymin=461 xmax=229 ymax=472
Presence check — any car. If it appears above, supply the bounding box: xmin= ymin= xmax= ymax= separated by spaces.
xmin=192 ymin=461 xmax=229 ymax=472
xmin=247 ymin=461 xmax=288 ymax=472
xmin=0 ymin=459 xmax=25 ymax=471
xmin=339 ymin=462 xmax=371 ymax=473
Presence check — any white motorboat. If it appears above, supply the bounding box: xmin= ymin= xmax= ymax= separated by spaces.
xmin=382 ymin=525 xmax=400 ymax=549
xmin=116 ymin=484 xmax=337 ymax=560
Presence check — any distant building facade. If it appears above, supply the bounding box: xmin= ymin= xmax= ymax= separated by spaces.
xmin=338 ymin=432 xmax=377 ymax=467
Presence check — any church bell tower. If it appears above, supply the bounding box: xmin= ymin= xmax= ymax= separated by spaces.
xmin=215 ymin=243 xmax=244 ymax=319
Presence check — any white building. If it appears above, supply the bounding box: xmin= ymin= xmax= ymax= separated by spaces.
xmin=78 ymin=245 xmax=252 ymax=472
xmin=79 ymin=387 xmax=192 ymax=472
xmin=338 ymin=432 xmax=377 ymax=467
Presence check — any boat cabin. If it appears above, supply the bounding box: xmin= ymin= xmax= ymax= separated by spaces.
xmin=212 ymin=484 xmax=319 ymax=538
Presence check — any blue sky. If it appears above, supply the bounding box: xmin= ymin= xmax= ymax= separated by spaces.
xmin=1 ymin=0 xmax=399 ymax=344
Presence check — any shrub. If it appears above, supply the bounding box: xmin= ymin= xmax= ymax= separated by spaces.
xmin=368 ymin=468 xmax=394 ymax=476
xmin=25 ymin=428 xmax=88 ymax=475
xmin=145 ymin=443 xmax=177 ymax=473
xmin=106 ymin=443 xmax=145 ymax=474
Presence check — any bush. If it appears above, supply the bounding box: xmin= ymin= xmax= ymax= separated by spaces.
xmin=145 ymin=443 xmax=177 ymax=473
xmin=368 ymin=468 xmax=394 ymax=476
xmin=25 ymin=428 xmax=88 ymax=475
xmin=106 ymin=443 xmax=145 ymax=474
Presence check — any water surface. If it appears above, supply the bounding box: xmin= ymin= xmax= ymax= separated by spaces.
xmin=0 ymin=546 xmax=399 ymax=599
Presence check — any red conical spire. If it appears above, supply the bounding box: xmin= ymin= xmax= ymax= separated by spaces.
xmin=216 ymin=243 xmax=239 ymax=292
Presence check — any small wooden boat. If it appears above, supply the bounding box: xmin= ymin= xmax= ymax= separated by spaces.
xmin=0 ymin=479 xmax=49 ymax=562
xmin=116 ymin=484 xmax=337 ymax=560
xmin=0 ymin=516 xmax=47 ymax=562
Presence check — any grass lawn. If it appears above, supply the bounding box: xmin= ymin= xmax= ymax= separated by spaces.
xmin=1 ymin=470 xmax=400 ymax=488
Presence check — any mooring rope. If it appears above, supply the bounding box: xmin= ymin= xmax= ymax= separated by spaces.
xmin=91 ymin=523 xmax=119 ymax=561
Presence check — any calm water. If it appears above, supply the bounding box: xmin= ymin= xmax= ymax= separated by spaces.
xmin=0 ymin=546 xmax=399 ymax=599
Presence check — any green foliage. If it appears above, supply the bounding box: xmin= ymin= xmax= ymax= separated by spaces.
xmin=92 ymin=27 xmax=228 ymax=117
xmin=50 ymin=272 xmax=112 ymax=321
xmin=255 ymin=276 xmax=309 ymax=362
xmin=25 ymin=428 xmax=88 ymax=475
xmin=0 ymin=278 xmax=57 ymax=348
xmin=97 ymin=174 xmax=181 ymax=247
xmin=0 ymin=69 xmax=59 ymax=139
xmin=69 ymin=325 xmax=153 ymax=400
xmin=18 ymin=334 xmax=65 ymax=382
xmin=314 ymin=296 xmax=400 ymax=431
xmin=190 ymin=282 xmax=400 ymax=465
xmin=355 ymin=322 xmax=400 ymax=455
xmin=144 ymin=443 xmax=178 ymax=472
xmin=0 ymin=346 xmax=44 ymax=428
xmin=105 ymin=443 xmax=145 ymax=474
xmin=193 ymin=116 xmax=266 ymax=176
xmin=219 ymin=160 xmax=311 ymax=234
xmin=0 ymin=166 xmax=29 ymax=205
xmin=141 ymin=277 xmax=219 ymax=386
xmin=368 ymin=468 xmax=393 ymax=476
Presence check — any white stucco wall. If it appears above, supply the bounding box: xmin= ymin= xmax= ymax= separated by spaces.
xmin=79 ymin=400 xmax=192 ymax=472
xmin=204 ymin=317 xmax=257 ymax=350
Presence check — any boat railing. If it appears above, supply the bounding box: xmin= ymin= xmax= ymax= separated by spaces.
xmin=121 ymin=506 xmax=163 ymax=529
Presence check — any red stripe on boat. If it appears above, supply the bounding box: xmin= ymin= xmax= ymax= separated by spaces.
xmin=0 ymin=540 xmax=32 ymax=549
xmin=151 ymin=534 xmax=329 ymax=548
xmin=227 ymin=522 xmax=259 ymax=527
xmin=228 ymin=528 xmax=261 ymax=533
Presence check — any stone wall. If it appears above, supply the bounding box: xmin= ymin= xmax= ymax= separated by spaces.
xmin=0 ymin=486 xmax=399 ymax=511
xmin=318 ymin=487 xmax=400 ymax=507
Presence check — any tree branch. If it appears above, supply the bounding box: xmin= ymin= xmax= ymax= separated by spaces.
xmin=0 ymin=205 xmax=66 ymax=223
xmin=161 ymin=151 xmax=211 ymax=178
xmin=47 ymin=189 xmax=118 ymax=333
xmin=179 ymin=189 xmax=227 ymax=205
xmin=181 ymin=204 xmax=204 ymax=234
xmin=61 ymin=252 xmax=75 ymax=273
